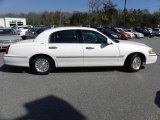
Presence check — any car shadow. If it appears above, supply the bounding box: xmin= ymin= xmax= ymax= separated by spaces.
xmin=54 ymin=67 xmax=126 ymax=73
xmin=15 ymin=95 xmax=86 ymax=120
xmin=0 ymin=65 xmax=128 ymax=74
xmin=154 ymin=91 xmax=160 ymax=108
xmin=0 ymin=65 xmax=32 ymax=74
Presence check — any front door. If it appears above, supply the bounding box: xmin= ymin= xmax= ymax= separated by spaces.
xmin=81 ymin=30 xmax=120 ymax=66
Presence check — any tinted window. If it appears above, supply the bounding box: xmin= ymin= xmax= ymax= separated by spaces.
xmin=82 ymin=30 xmax=107 ymax=44
xmin=153 ymin=29 xmax=159 ymax=31
xmin=18 ymin=27 xmax=29 ymax=29
xmin=28 ymin=28 xmax=35 ymax=32
xmin=103 ymin=28 xmax=115 ymax=34
xmin=0 ymin=29 xmax=17 ymax=36
xmin=50 ymin=30 xmax=79 ymax=43
xmin=36 ymin=28 xmax=46 ymax=34
xmin=116 ymin=29 xmax=124 ymax=33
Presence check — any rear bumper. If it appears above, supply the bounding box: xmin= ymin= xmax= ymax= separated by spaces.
xmin=3 ymin=54 xmax=29 ymax=67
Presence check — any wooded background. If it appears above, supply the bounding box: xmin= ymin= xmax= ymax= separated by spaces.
xmin=0 ymin=0 xmax=160 ymax=28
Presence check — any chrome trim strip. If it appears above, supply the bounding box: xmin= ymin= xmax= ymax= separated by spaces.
xmin=4 ymin=56 xmax=27 ymax=58
xmin=56 ymin=56 xmax=124 ymax=58
xmin=148 ymin=55 xmax=157 ymax=57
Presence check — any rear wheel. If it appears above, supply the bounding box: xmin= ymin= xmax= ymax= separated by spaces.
xmin=125 ymin=54 xmax=142 ymax=72
xmin=31 ymin=56 xmax=53 ymax=75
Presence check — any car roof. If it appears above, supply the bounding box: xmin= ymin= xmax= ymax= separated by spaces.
xmin=47 ymin=26 xmax=97 ymax=31
xmin=0 ymin=28 xmax=13 ymax=30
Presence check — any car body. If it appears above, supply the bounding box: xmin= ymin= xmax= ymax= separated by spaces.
xmin=25 ymin=26 xmax=50 ymax=39
xmin=97 ymin=27 xmax=122 ymax=39
xmin=3 ymin=27 xmax=157 ymax=75
xmin=133 ymin=27 xmax=155 ymax=37
xmin=17 ymin=25 xmax=32 ymax=39
xmin=112 ymin=28 xmax=131 ymax=40
xmin=116 ymin=28 xmax=135 ymax=38
xmin=153 ymin=28 xmax=160 ymax=36
xmin=0 ymin=28 xmax=22 ymax=50
xmin=126 ymin=29 xmax=144 ymax=38
xmin=143 ymin=28 xmax=155 ymax=37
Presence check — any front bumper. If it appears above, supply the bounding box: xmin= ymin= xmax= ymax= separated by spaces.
xmin=146 ymin=54 xmax=158 ymax=64
xmin=0 ymin=44 xmax=10 ymax=50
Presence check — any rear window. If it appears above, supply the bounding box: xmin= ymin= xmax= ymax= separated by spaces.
xmin=18 ymin=27 xmax=29 ymax=29
xmin=116 ymin=29 xmax=124 ymax=33
xmin=0 ymin=29 xmax=17 ymax=36
xmin=153 ymin=29 xmax=159 ymax=31
xmin=35 ymin=28 xmax=46 ymax=34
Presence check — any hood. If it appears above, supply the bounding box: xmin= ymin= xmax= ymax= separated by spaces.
xmin=125 ymin=32 xmax=134 ymax=35
xmin=134 ymin=32 xmax=142 ymax=35
xmin=0 ymin=35 xmax=21 ymax=40
xmin=118 ymin=40 xmax=149 ymax=48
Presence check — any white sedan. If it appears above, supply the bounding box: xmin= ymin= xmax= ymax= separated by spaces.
xmin=3 ymin=27 xmax=157 ymax=75
xmin=126 ymin=29 xmax=144 ymax=38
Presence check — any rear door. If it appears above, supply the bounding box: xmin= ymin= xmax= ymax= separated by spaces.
xmin=46 ymin=30 xmax=83 ymax=67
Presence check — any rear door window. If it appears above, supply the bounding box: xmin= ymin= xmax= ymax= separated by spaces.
xmin=49 ymin=30 xmax=80 ymax=43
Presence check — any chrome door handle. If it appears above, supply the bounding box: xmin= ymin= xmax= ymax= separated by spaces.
xmin=86 ymin=47 xmax=95 ymax=49
xmin=49 ymin=46 xmax=58 ymax=49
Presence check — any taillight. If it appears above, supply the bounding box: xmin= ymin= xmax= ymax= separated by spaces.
xmin=6 ymin=45 xmax=10 ymax=54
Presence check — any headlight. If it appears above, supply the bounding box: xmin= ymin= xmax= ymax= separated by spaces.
xmin=148 ymin=49 xmax=155 ymax=54
xmin=148 ymin=49 xmax=152 ymax=54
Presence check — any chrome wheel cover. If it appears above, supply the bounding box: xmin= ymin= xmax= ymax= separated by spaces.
xmin=35 ymin=58 xmax=50 ymax=73
xmin=132 ymin=56 xmax=141 ymax=70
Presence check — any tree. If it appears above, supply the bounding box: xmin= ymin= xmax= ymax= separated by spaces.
xmin=102 ymin=0 xmax=117 ymax=26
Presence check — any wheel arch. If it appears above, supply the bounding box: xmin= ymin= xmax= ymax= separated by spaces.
xmin=124 ymin=52 xmax=146 ymax=66
xmin=29 ymin=54 xmax=56 ymax=68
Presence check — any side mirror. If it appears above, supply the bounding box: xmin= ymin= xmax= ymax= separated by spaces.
xmin=107 ymin=40 xmax=113 ymax=45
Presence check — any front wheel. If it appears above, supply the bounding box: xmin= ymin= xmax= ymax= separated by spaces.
xmin=125 ymin=54 xmax=142 ymax=72
xmin=31 ymin=56 xmax=53 ymax=75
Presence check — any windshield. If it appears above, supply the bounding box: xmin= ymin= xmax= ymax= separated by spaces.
xmin=99 ymin=30 xmax=119 ymax=43
xmin=35 ymin=28 xmax=46 ymax=34
xmin=117 ymin=28 xmax=125 ymax=33
xmin=103 ymin=28 xmax=116 ymax=34
xmin=123 ymin=29 xmax=128 ymax=32
xmin=0 ymin=29 xmax=17 ymax=36
xmin=131 ymin=29 xmax=136 ymax=32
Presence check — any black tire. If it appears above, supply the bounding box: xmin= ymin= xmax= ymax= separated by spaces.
xmin=31 ymin=56 xmax=53 ymax=75
xmin=22 ymin=36 xmax=26 ymax=40
xmin=134 ymin=34 xmax=138 ymax=38
xmin=125 ymin=54 xmax=142 ymax=72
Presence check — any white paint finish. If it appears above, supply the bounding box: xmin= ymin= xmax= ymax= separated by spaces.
xmin=83 ymin=43 xmax=120 ymax=66
xmin=3 ymin=27 xmax=158 ymax=68
xmin=0 ymin=18 xmax=5 ymax=27
xmin=46 ymin=44 xmax=83 ymax=67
